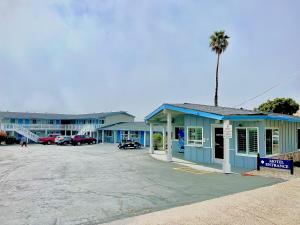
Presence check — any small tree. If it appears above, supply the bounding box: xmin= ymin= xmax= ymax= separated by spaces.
xmin=257 ymin=98 xmax=299 ymax=115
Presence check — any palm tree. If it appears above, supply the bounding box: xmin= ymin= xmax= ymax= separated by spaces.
xmin=209 ymin=30 xmax=229 ymax=106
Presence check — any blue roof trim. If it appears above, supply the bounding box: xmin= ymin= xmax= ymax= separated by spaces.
xmin=145 ymin=104 xmax=300 ymax=123
xmin=144 ymin=105 xmax=166 ymax=121
xmin=224 ymin=115 xmax=300 ymax=122
xmin=145 ymin=104 xmax=224 ymax=121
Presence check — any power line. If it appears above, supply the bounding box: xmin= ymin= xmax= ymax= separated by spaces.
xmin=233 ymin=69 xmax=300 ymax=108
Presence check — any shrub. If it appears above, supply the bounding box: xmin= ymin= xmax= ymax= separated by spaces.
xmin=153 ymin=133 xmax=163 ymax=150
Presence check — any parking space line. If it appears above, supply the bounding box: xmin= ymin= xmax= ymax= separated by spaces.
xmin=173 ymin=167 xmax=212 ymax=175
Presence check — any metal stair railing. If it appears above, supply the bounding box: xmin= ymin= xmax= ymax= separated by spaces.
xmin=13 ymin=125 xmax=40 ymax=142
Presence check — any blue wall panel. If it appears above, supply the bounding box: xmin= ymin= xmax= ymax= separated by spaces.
xmin=117 ymin=130 xmax=121 ymax=143
xmin=140 ymin=131 xmax=145 ymax=146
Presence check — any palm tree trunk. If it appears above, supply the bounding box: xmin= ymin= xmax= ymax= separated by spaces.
xmin=214 ymin=53 xmax=220 ymax=106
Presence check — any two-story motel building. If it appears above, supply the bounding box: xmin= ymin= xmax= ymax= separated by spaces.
xmin=0 ymin=111 xmax=160 ymax=146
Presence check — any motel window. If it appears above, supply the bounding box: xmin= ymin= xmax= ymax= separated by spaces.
xmin=174 ymin=127 xmax=184 ymax=140
xmin=49 ymin=120 xmax=54 ymax=124
xmin=266 ymin=128 xmax=280 ymax=155
xmin=130 ymin=131 xmax=139 ymax=141
xmin=187 ymin=127 xmax=203 ymax=146
xmin=32 ymin=119 xmax=37 ymax=124
xmin=106 ymin=130 xmax=113 ymax=137
xmin=236 ymin=128 xmax=258 ymax=154
xmin=122 ymin=131 xmax=129 ymax=140
xmin=10 ymin=119 xmax=15 ymax=124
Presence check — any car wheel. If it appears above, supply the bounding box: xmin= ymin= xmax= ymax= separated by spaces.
xmin=47 ymin=141 xmax=51 ymax=145
xmin=92 ymin=141 xmax=96 ymax=144
xmin=77 ymin=142 xmax=81 ymax=146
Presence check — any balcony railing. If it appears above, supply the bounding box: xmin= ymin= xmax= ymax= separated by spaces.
xmin=0 ymin=123 xmax=103 ymax=131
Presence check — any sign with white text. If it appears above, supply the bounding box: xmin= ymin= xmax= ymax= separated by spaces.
xmin=223 ymin=124 xmax=232 ymax=139
xmin=257 ymin=154 xmax=294 ymax=175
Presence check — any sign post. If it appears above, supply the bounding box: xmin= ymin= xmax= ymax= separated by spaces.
xmin=257 ymin=154 xmax=294 ymax=175
xmin=223 ymin=120 xmax=232 ymax=173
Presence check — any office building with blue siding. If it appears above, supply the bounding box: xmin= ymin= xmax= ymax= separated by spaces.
xmin=145 ymin=103 xmax=300 ymax=170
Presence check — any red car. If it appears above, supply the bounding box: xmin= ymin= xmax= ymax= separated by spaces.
xmin=38 ymin=134 xmax=60 ymax=145
xmin=71 ymin=135 xmax=97 ymax=146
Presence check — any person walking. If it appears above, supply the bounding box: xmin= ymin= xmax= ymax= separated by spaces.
xmin=21 ymin=136 xmax=27 ymax=147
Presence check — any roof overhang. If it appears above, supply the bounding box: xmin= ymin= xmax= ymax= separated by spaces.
xmin=145 ymin=104 xmax=300 ymax=123
xmin=145 ymin=104 xmax=224 ymax=121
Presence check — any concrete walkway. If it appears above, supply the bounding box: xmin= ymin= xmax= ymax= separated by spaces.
xmin=150 ymin=150 xmax=223 ymax=173
xmin=106 ymin=178 xmax=300 ymax=225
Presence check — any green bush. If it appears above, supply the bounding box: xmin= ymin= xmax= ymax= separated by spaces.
xmin=153 ymin=133 xmax=163 ymax=150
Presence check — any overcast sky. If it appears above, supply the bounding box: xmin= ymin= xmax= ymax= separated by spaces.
xmin=0 ymin=0 xmax=299 ymax=120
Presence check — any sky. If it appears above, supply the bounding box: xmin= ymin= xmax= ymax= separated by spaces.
xmin=0 ymin=0 xmax=300 ymax=120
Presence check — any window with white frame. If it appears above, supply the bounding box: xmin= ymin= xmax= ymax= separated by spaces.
xmin=174 ymin=126 xmax=184 ymax=140
xmin=266 ymin=128 xmax=279 ymax=155
xmin=236 ymin=128 xmax=258 ymax=154
xmin=187 ymin=127 xmax=203 ymax=146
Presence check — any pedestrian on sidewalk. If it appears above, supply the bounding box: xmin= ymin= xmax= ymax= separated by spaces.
xmin=21 ymin=136 xmax=27 ymax=147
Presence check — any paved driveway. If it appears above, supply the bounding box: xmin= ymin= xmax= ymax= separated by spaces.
xmin=0 ymin=144 xmax=281 ymax=225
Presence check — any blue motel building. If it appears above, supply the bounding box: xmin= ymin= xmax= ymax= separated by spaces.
xmin=1 ymin=103 xmax=300 ymax=170
xmin=0 ymin=111 xmax=160 ymax=146
xmin=145 ymin=103 xmax=300 ymax=171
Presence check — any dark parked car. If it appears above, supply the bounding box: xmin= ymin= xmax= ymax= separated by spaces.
xmin=56 ymin=136 xmax=71 ymax=145
xmin=71 ymin=135 xmax=97 ymax=146
xmin=118 ymin=140 xmax=142 ymax=149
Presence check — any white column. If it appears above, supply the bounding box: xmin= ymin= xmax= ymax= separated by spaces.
xmin=114 ymin=131 xmax=117 ymax=143
xmin=223 ymin=120 xmax=231 ymax=173
xmin=97 ymin=131 xmax=99 ymax=143
xmin=143 ymin=131 xmax=147 ymax=147
xmin=162 ymin=126 xmax=166 ymax=150
xmin=102 ymin=130 xmax=104 ymax=143
xmin=149 ymin=123 xmax=154 ymax=154
xmin=167 ymin=112 xmax=172 ymax=162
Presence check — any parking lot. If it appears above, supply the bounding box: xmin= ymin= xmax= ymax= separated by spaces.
xmin=0 ymin=144 xmax=282 ymax=225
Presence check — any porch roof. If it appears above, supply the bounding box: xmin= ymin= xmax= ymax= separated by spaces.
xmin=99 ymin=122 xmax=162 ymax=132
xmin=145 ymin=103 xmax=300 ymax=122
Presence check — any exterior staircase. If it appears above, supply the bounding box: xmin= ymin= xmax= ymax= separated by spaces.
xmin=13 ymin=125 xmax=40 ymax=142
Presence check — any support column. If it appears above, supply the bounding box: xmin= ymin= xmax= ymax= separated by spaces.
xmin=97 ymin=130 xmax=99 ymax=143
xmin=149 ymin=123 xmax=154 ymax=154
xmin=114 ymin=131 xmax=117 ymax=143
xmin=143 ymin=131 xmax=147 ymax=147
xmin=162 ymin=126 xmax=166 ymax=150
xmin=167 ymin=112 xmax=172 ymax=162
xmin=102 ymin=130 xmax=104 ymax=144
xmin=223 ymin=120 xmax=231 ymax=173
